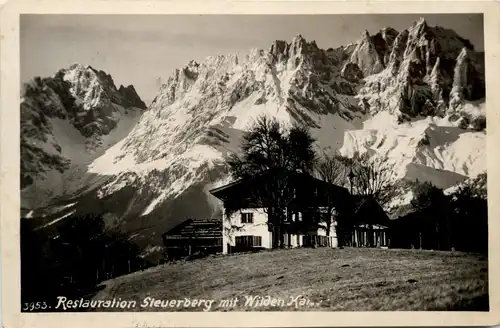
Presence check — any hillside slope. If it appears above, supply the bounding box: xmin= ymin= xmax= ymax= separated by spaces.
xmin=91 ymin=248 xmax=488 ymax=311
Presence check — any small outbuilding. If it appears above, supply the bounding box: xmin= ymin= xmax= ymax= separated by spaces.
xmin=162 ymin=218 xmax=223 ymax=259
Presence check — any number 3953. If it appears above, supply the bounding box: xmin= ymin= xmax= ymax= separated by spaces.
xmin=22 ymin=302 xmax=49 ymax=311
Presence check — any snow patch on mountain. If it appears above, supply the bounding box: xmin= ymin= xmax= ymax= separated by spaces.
xmin=39 ymin=210 xmax=77 ymax=229
xmin=340 ymin=112 xmax=484 ymax=189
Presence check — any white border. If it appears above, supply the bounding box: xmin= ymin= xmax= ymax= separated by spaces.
xmin=1 ymin=1 xmax=499 ymax=327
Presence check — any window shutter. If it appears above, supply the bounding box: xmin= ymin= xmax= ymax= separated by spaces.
xmin=236 ymin=235 xmax=261 ymax=248
xmin=241 ymin=212 xmax=254 ymax=224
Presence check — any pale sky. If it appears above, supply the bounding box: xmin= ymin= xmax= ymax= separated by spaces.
xmin=21 ymin=14 xmax=484 ymax=105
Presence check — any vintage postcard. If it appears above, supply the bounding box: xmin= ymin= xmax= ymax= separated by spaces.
xmin=1 ymin=0 xmax=499 ymax=327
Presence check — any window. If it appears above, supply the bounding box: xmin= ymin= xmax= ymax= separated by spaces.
xmin=235 ymin=235 xmax=262 ymax=247
xmin=297 ymin=212 xmax=302 ymax=222
xmin=241 ymin=212 xmax=254 ymax=224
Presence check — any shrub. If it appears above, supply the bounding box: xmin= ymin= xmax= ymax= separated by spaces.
xmin=458 ymin=116 xmax=470 ymax=129
xmin=471 ymin=116 xmax=486 ymax=131
xmin=21 ymin=213 xmax=143 ymax=309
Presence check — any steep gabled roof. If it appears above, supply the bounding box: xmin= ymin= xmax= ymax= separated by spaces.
xmin=209 ymin=168 xmax=285 ymax=196
xmin=209 ymin=168 xmax=350 ymax=202
xmin=351 ymin=195 xmax=391 ymax=226
xmin=162 ymin=218 xmax=222 ymax=239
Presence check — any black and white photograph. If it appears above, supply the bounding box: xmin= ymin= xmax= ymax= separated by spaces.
xmin=3 ymin=3 xmax=495 ymax=322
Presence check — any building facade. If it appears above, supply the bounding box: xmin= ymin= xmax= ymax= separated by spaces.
xmin=221 ymin=206 xmax=338 ymax=254
xmin=210 ymin=169 xmax=349 ymax=254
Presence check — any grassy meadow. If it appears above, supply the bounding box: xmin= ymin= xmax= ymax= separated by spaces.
xmin=90 ymin=247 xmax=488 ymax=311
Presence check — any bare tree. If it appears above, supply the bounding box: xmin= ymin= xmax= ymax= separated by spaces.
xmin=349 ymin=153 xmax=398 ymax=207
xmin=314 ymin=149 xmax=350 ymax=187
xmin=314 ymin=150 xmax=350 ymax=237
xmin=315 ymin=151 xmax=398 ymax=208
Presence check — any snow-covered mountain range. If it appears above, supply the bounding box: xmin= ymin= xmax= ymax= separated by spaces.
xmin=21 ymin=18 xmax=486 ymax=251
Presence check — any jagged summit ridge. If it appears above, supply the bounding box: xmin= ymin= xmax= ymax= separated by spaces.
xmin=62 ymin=63 xmax=147 ymax=111
xmin=355 ymin=20 xmax=484 ymax=124
xmin=95 ymin=33 xmax=368 ymax=175
xmin=101 ymin=24 xmax=484 ymax=179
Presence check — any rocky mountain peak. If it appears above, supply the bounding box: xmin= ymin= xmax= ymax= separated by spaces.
xmin=118 ymin=84 xmax=147 ymax=109
xmin=351 ymin=18 xmax=486 ymax=123
xmin=59 ymin=63 xmax=146 ymax=110
xmin=269 ymin=40 xmax=289 ymax=64
xmin=457 ymin=46 xmax=472 ymax=61
xmin=267 ymin=34 xmax=322 ymax=68
xmin=449 ymin=47 xmax=485 ymax=109
xmin=413 ymin=17 xmax=428 ymax=28
xmin=94 ymin=69 xmax=117 ymax=90
xmin=154 ymin=34 xmax=333 ymax=112
xmin=429 ymin=56 xmax=442 ymax=90
xmin=349 ymin=29 xmax=388 ymax=76
xmin=379 ymin=27 xmax=399 ymax=50
xmin=152 ymin=60 xmax=205 ymax=107
xmin=20 ymin=64 xmax=147 ymax=193
xmin=290 ymin=34 xmax=307 ymax=49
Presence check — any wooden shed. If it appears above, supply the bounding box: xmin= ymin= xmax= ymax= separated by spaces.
xmin=162 ymin=218 xmax=223 ymax=259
